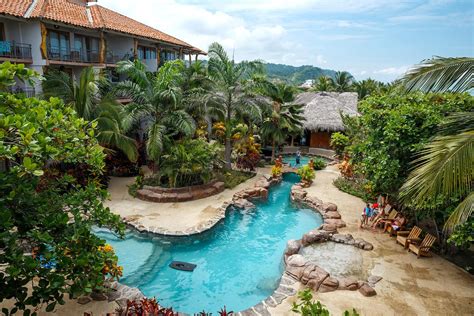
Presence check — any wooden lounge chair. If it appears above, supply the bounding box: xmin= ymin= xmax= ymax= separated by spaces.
xmin=396 ymin=226 xmax=422 ymax=248
xmin=385 ymin=216 xmax=407 ymax=236
xmin=373 ymin=209 xmax=398 ymax=228
xmin=408 ymin=233 xmax=436 ymax=258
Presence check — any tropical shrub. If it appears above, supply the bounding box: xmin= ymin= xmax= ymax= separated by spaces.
xmin=216 ymin=170 xmax=255 ymax=189
xmin=292 ymin=289 xmax=360 ymax=316
xmin=158 ymin=139 xmax=222 ymax=188
xmin=310 ymin=157 xmax=327 ymax=170
xmin=330 ymin=132 xmax=349 ymax=157
xmin=348 ymin=92 xmax=473 ymax=194
xmin=447 ymin=219 xmax=474 ymax=250
xmin=0 ymin=64 xmax=124 ymax=314
xmin=333 ymin=177 xmax=376 ymax=201
xmin=271 ymin=165 xmax=282 ymax=178
xmin=297 ymin=164 xmax=316 ymax=183
xmin=235 ymin=135 xmax=261 ymax=171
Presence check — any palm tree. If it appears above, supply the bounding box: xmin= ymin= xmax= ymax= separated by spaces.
xmin=400 ymin=56 xmax=474 ymax=234
xmin=353 ymin=78 xmax=380 ymax=99
xmin=116 ymin=59 xmax=195 ymax=170
xmin=331 ymin=71 xmax=354 ymax=92
xmin=205 ymin=42 xmax=264 ymax=169
xmin=260 ymin=82 xmax=304 ymax=161
xmin=312 ymin=75 xmax=333 ymax=92
xmin=42 ymin=67 xmax=138 ymax=162
xmin=401 ymin=56 xmax=474 ymax=93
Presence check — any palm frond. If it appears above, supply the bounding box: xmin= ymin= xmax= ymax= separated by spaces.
xmin=444 ymin=192 xmax=474 ymax=233
xmin=402 ymin=56 xmax=474 ymax=93
xmin=400 ymin=130 xmax=474 ymax=206
xmin=146 ymin=123 xmax=166 ymax=162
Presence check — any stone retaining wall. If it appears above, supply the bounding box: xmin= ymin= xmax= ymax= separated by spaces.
xmin=136 ymin=179 xmax=225 ymax=202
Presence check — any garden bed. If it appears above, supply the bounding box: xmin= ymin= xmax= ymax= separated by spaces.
xmin=136 ymin=179 xmax=225 ymax=202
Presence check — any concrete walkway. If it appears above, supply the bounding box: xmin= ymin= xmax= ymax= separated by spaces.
xmin=105 ymin=168 xmax=271 ymax=233
xmin=268 ymin=165 xmax=474 ymax=316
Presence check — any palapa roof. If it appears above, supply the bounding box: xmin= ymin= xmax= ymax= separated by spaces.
xmin=0 ymin=0 xmax=205 ymax=54
xmin=294 ymin=92 xmax=358 ymax=132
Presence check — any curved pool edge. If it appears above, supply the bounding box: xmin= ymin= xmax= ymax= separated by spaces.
xmin=107 ymin=172 xmax=366 ymax=315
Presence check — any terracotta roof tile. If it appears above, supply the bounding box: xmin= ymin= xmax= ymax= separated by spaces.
xmin=30 ymin=0 xmax=92 ymax=28
xmin=0 ymin=0 xmax=33 ymax=17
xmin=90 ymin=5 xmax=192 ymax=48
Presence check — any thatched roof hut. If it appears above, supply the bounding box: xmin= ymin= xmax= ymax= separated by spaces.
xmin=294 ymin=92 xmax=359 ymax=132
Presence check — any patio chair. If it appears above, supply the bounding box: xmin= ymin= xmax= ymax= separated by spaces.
xmin=396 ymin=226 xmax=422 ymax=248
xmin=408 ymin=233 xmax=437 ymax=258
xmin=385 ymin=216 xmax=407 ymax=236
xmin=373 ymin=209 xmax=398 ymax=228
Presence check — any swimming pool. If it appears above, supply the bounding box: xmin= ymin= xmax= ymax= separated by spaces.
xmin=95 ymin=173 xmax=322 ymax=313
xmin=282 ymin=155 xmax=311 ymax=167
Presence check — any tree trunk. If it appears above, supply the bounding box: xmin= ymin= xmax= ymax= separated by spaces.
xmin=291 ymin=135 xmax=294 ymax=147
xmin=271 ymin=138 xmax=276 ymax=162
xmin=224 ymin=137 xmax=232 ymax=170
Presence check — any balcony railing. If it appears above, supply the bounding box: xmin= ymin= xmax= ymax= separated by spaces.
xmin=0 ymin=41 xmax=32 ymax=60
xmin=47 ymin=46 xmax=100 ymax=63
xmin=9 ymin=86 xmax=36 ymax=98
xmin=106 ymin=51 xmax=132 ymax=64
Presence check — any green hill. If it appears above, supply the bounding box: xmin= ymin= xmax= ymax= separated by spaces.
xmin=264 ymin=63 xmax=338 ymax=85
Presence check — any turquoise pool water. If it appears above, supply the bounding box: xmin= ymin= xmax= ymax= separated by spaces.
xmin=282 ymin=155 xmax=310 ymax=167
xmin=95 ymin=173 xmax=322 ymax=313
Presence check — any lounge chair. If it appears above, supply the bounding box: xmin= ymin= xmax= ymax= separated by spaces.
xmin=385 ymin=216 xmax=407 ymax=236
xmin=396 ymin=226 xmax=422 ymax=248
xmin=408 ymin=233 xmax=437 ymax=258
xmin=373 ymin=209 xmax=398 ymax=228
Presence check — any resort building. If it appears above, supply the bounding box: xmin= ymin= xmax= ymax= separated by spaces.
xmin=295 ymin=92 xmax=358 ymax=149
xmin=0 ymin=0 xmax=205 ymax=95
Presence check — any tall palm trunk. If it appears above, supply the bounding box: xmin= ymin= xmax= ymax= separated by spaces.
xmin=224 ymin=137 xmax=232 ymax=169
xmin=291 ymin=135 xmax=294 ymax=147
xmin=271 ymin=138 xmax=276 ymax=162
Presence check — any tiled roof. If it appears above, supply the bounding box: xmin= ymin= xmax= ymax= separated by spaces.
xmin=90 ymin=5 xmax=192 ymax=49
xmin=0 ymin=0 xmax=205 ymax=54
xmin=0 ymin=0 xmax=32 ymax=17
xmin=30 ymin=0 xmax=92 ymax=28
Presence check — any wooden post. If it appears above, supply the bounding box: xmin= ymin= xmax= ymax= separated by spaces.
xmin=133 ymin=39 xmax=138 ymax=60
xmin=179 ymin=47 xmax=183 ymax=59
xmin=99 ymin=31 xmax=105 ymax=64
xmin=195 ymin=54 xmax=198 ymax=61
xmin=40 ymin=22 xmax=48 ymax=59
xmin=188 ymin=53 xmax=191 ymax=66
xmin=156 ymin=47 xmax=161 ymax=67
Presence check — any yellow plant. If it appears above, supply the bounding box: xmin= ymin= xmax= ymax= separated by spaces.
xmin=271 ymin=165 xmax=282 ymax=177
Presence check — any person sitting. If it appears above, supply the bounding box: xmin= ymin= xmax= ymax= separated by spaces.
xmin=384 ymin=215 xmax=406 ymax=234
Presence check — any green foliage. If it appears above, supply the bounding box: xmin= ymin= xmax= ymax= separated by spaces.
xmin=297 ymin=164 xmax=316 ymax=183
xmin=0 ymin=61 xmax=37 ymax=91
xmin=292 ymin=289 xmax=360 ymax=316
xmin=333 ymin=177 xmax=376 ymax=201
xmin=348 ymin=92 xmax=473 ymax=194
xmin=312 ymin=76 xmax=333 ymax=92
xmin=330 ymin=132 xmax=349 ymax=157
xmin=128 ymin=175 xmax=144 ymax=197
xmin=0 ymin=66 xmax=124 ymax=314
xmin=331 ymin=71 xmax=354 ymax=92
xmin=311 ymin=158 xmax=327 ymax=171
xmin=216 ymin=169 xmax=255 ymax=189
xmin=291 ymin=289 xmax=330 ymax=316
xmin=447 ymin=218 xmax=474 ymax=249
xmin=158 ymin=139 xmax=222 ymax=188
xmin=116 ymin=59 xmax=195 ymax=166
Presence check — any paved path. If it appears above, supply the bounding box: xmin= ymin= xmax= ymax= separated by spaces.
xmin=269 ymin=165 xmax=474 ymax=316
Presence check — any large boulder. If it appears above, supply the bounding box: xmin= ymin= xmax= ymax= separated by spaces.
xmin=338 ymin=277 xmax=360 ymax=291
xmin=284 ymin=239 xmax=302 ymax=257
xmin=318 ymin=277 xmax=339 ymax=293
xmin=324 ymin=218 xmax=346 ymax=228
xmin=323 ymin=211 xmax=342 ymax=219
xmin=305 ymin=267 xmax=330 ymax=291
xmin=233 ymin=198 xmax=255 ymax=210
xmin=301 ymin=229 xmax=330 ymax=246
xmin=321 ymin=202 xmax=338 ymax=213
xmin=286 ymin=254 xmax=307 ymax=280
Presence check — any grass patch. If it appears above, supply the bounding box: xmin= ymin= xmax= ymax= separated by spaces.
xmin=333 ymin=176 xmax=376 ymax=201
xmin=217 ymin=169 xmax=256 ymax=189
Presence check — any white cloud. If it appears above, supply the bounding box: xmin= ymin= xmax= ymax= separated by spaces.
xmin=373 ymin=66 xmax=409 ymax=76
xmin=315 ymin=54 xmax=327 ymax=65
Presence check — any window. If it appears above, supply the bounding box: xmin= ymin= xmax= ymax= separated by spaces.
xmin=138 ymin=46 xmax=156 ymax=60
xmin=47 ymin=30 xmax=70 ymax=59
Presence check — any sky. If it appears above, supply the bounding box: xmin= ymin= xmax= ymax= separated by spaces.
xmin=96 ymin=0 xmax=474 ymax=82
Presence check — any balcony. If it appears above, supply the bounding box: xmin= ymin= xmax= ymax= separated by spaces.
xmin=47 ymin=46 xmax=100 ymax=64
xmin=106 ymin=51 xmax=132 ymax=65
xmin=0 ymin=41 xmax=33 ymax=62
xmin=9 ymin=86 xmax=36 ymax=98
